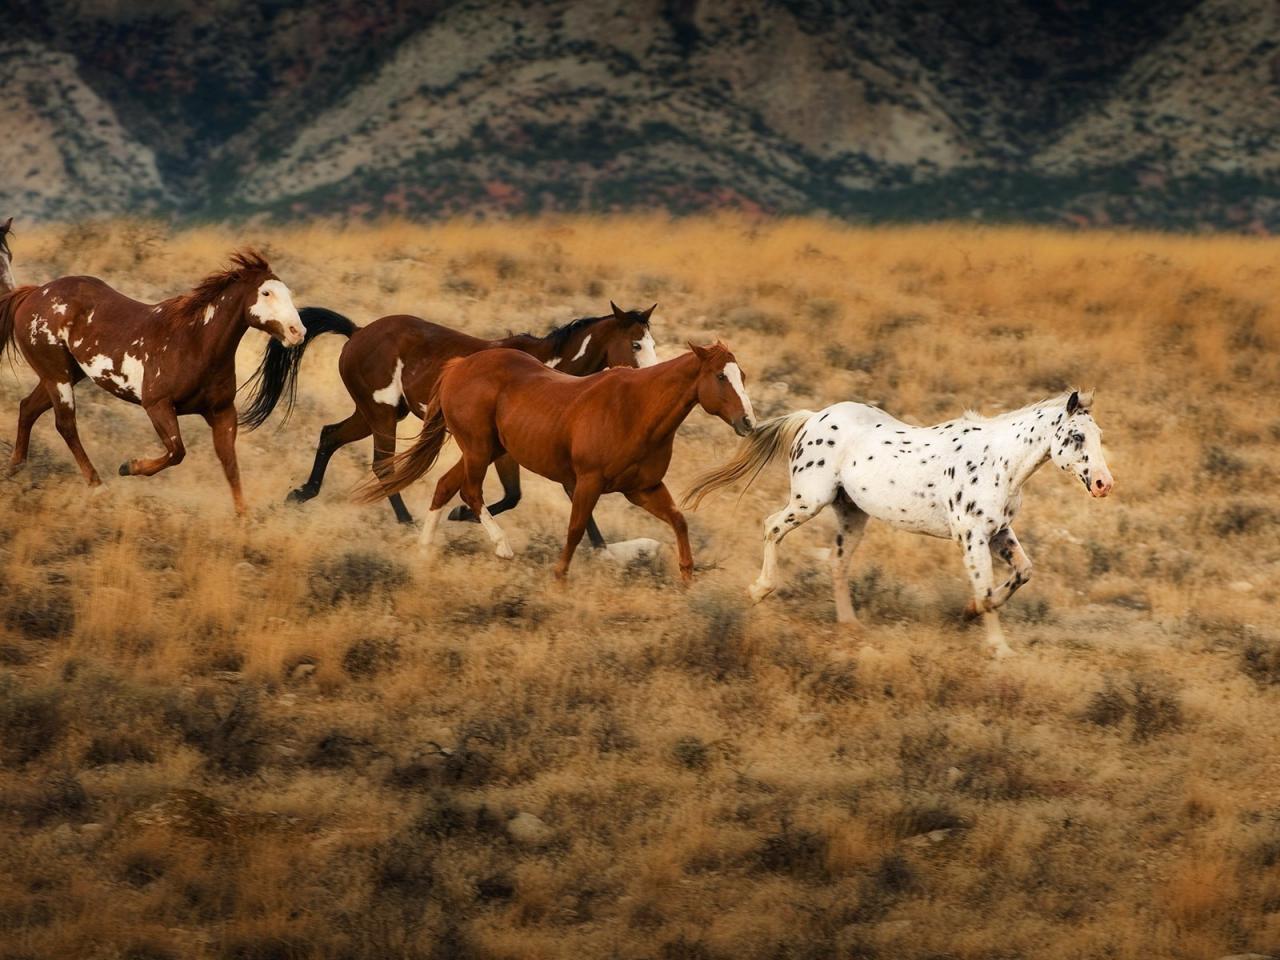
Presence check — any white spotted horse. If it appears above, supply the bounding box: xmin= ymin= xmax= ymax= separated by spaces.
xmin=0 ymin=251 xmax=304 ymax=514
xmin=684 ymin=391 xmax=1114 ymax=657
xmin=239 ymin=301 xmax=659 ymax=547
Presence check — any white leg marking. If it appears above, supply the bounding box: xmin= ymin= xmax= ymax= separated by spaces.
xmin=477 ymin=507 xmax=514 ymax=559
xmin=419 ymin=506 xmax=445 ymax=548
xmin=56 ymin=382 xmax=74 ymax=408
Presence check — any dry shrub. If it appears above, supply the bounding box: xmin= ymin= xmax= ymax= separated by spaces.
xmin=308 ymin=550 xmax=410 ymax=606
xmin=1241 ymin=637 xmax=1280 ymax=687
xmin=4 ymin=588 xmax=75 ymax=640
xmin=0 ymin=677 xmax=65 ymax=766
xmin=164 ymin=687 xmax=268 ymax=776
xmin=1084 ymin=674 xmax=1184 ymax=742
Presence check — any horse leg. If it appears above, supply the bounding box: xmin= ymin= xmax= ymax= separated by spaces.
xmin=981 ymin=527 xmax=1032 ymax=611
xmin=958 ymin=530 xmax=1014 ymax=659
xmin=204 ymin=405 xmax=245 ymax=516
xmin=449 ymin=453 xmax=522 ymax=522
xmin=368 ymin=405 xmax=414 ymax=525
xmin=623 ymin=482 xmax=692 ymax=581
xmin=420 ymin=459 xmax=465 ymax=550
xmin=830 ymin=493 xmax=870 ymax=627
xmin=288 ymin=410 xmax=371 ymax=504
xmin=454 ymin=447 xmax=512 ymax=558
xmin=556 ymin=482 xmax=608 ymax=550
xmin=555 ymin=475 xmax=605 ymax=578
xmin=10 ymin=384 xmax=54 ymax=472
xmin=46 ymin=378 xmax=102 ymax=487
xmin=120 ymin=401 xmax=184 ymax=478
xmin=749 ymin=472 xmax=837 ymax=603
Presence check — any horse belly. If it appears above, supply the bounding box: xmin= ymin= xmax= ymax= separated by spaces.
xmin=840 ymin=466 xmax=951 ymax=539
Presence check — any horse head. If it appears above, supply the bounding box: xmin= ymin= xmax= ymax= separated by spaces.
xmin=0 ymin=218 xmax=15 ymax=293
xmin=691 ymin=341 xmax=755 ymax=437
xmin=1050 ymin=390 xmax=1113 ymax=497
xmin=237 ymin=252 xmax=305 ymax=347
xmin=604 ymin=301 xmax=658 ymax=368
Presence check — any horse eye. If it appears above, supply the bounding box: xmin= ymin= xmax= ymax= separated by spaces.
xmin=717 ymin=373 xmax=727 ymax=382
xmin=263 ymin=290 xmax=271 ymax=297
xmin=632 ymin=342 xmax=641 ymax=350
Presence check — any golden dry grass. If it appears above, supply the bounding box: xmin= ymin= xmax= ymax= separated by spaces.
xmin=1 ymin=217 xmax=1279 ymax=960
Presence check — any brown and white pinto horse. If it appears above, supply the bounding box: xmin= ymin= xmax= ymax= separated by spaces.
xmin=362 ymin=343 xmax=755 ymax=580
xmin=240 ymin=302 xmax=658 ymax=538
xmin=0 ymin=251 xmax=303 ymax=513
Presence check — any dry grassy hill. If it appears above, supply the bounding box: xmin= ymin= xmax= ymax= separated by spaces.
xmin=1 ymin=219 xmax=1279 ymax=959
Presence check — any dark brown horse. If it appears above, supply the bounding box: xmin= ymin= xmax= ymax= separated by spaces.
xmin=362 ymin=343 xmax=755 ymax=580
xmin=0 ymin=251 xmax=304 ymax=513
xmin=240 ymin=302 xmax=658 ymax=540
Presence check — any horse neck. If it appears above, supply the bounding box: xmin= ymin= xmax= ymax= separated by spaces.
xmin=192 ymin=287 xmax=253 ymax=367
xmin=630 ymin=352 xmax=702 ymax=440
xmin=501 ymin=318 xmax=614 ymax=373
xmin=990 ymin=405 xmax=1056 ymax=491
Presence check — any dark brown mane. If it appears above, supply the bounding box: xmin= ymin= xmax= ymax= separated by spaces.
xmin=171 ymin=249 xmax=272 ymax=325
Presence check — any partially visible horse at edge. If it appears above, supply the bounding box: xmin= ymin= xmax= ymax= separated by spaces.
xmin=359 ymin=342 xmax=756 ymax=581
xmin=239 ymin=301 xmax=658 ymax=546
xmin=0 ymin=218 xmax=15 ymax=294
xmin=683 ymin=390 xmax=1114 ymax=657
xmin=0 ymin=251 xmax=304 ymax=514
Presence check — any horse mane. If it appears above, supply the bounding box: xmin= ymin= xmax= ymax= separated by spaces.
xmin=522 ymin=308 xmax=650 ymax=353
xmin=962 ymin=392 xmax=1074 ymax=422
xmin=170 ymin=249 xmax=272 ymax=324
xmin=0 ymin=228 xmax=11 ymax=260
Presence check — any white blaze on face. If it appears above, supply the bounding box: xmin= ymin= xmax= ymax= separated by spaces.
xmin=249 ymin=279 xmax=304 ymax=345
xmin=635 ymin=330 xmax=658 ymax=367
xmin=372 ymin=358 xmax=404 ymax=407
xmin=0 ymin=255 xmax=14 ymax=291
xmin=723 ymin=362 xmax=754 ymax=424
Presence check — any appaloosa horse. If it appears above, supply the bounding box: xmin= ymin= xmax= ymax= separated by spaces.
xmin=362 ymin=342 xmax=755 ymax=580
xmin=684 ymin=391 xmax=1113 ymax=657
xmin=240 ymin=301 xmax=658 ymax=540
xmin=0 ymin=251 xmax=304 ymax=513
xmin=0 ymin=219 xmax=15 ymax=294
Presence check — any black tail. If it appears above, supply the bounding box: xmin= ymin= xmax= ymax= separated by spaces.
xmin=238 ymin=306 xmax=359 ymax=430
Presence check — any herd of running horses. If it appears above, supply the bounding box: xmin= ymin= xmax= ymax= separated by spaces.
xmin=0 ymin=223 xmax=1113 ymax=657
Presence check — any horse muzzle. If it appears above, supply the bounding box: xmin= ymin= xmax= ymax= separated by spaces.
xmin=734 ymin=417 xmax=755 ymax=438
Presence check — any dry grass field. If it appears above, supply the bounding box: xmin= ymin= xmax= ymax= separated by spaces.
xmin=1 ymin=218 xmax=1278 ymax=960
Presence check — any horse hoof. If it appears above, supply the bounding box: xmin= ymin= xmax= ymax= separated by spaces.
xmin=495 ymin=543 xmax=514 ymax=560
xmin=748 ymin=583 xmax=773 ymax=604
xmin=286 ymin=487 xmax=315 ymax=504
xmin=448 ymin=505 xmax=476 ymax=522
xmin=118 ymin=463 xmax=131 ymax=477
xmin=989 ymin=644 xmax=1015 ymax=661
xmin=397 ymin=515 xmax=416 ymax=526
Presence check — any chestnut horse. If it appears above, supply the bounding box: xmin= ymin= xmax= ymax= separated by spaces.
xmin=0 ymin=251 xmax=304 ymax=513
xmin=361 ymin=343 xmax=755 ymax=580
xmin=240 ymin=301 xmax=658 ymax=541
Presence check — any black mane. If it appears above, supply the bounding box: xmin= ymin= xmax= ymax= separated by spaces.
xmin=521 ymin=308 xmax=650 ymax=353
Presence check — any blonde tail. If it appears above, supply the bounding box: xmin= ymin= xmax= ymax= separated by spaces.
xmin=681 ymin=410 xmax=813 ymax=509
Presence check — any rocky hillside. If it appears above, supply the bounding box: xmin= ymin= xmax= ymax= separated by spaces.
xmin=4 ymin=0 xmax=1278 ymax=229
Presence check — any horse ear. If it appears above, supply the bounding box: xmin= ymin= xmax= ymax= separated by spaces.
xmin=0 ymin=217 xmax=11 ymax=233
xmin=1078 ymin=389 xmax=1095 ymax=409
xmin=1066 ymin=391 xmax=1080 ymax=415
xmin=610 ymin=301 xmax=627 ymax=320
xmin=688 ymin=341 xmax=709 ymax=360
xmin=641 ymin=303 xmax=657 ymax=322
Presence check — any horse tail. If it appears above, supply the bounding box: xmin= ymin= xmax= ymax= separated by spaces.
xmin=681 ymin=409 xmax=814 ymax=509
xmin=353 ymin=366 xmax=454 ymax=504
xmin=0 ymin=285 xmax=35 ymax=364
xmin=238 ymin=306 xmax=359 ymax=430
